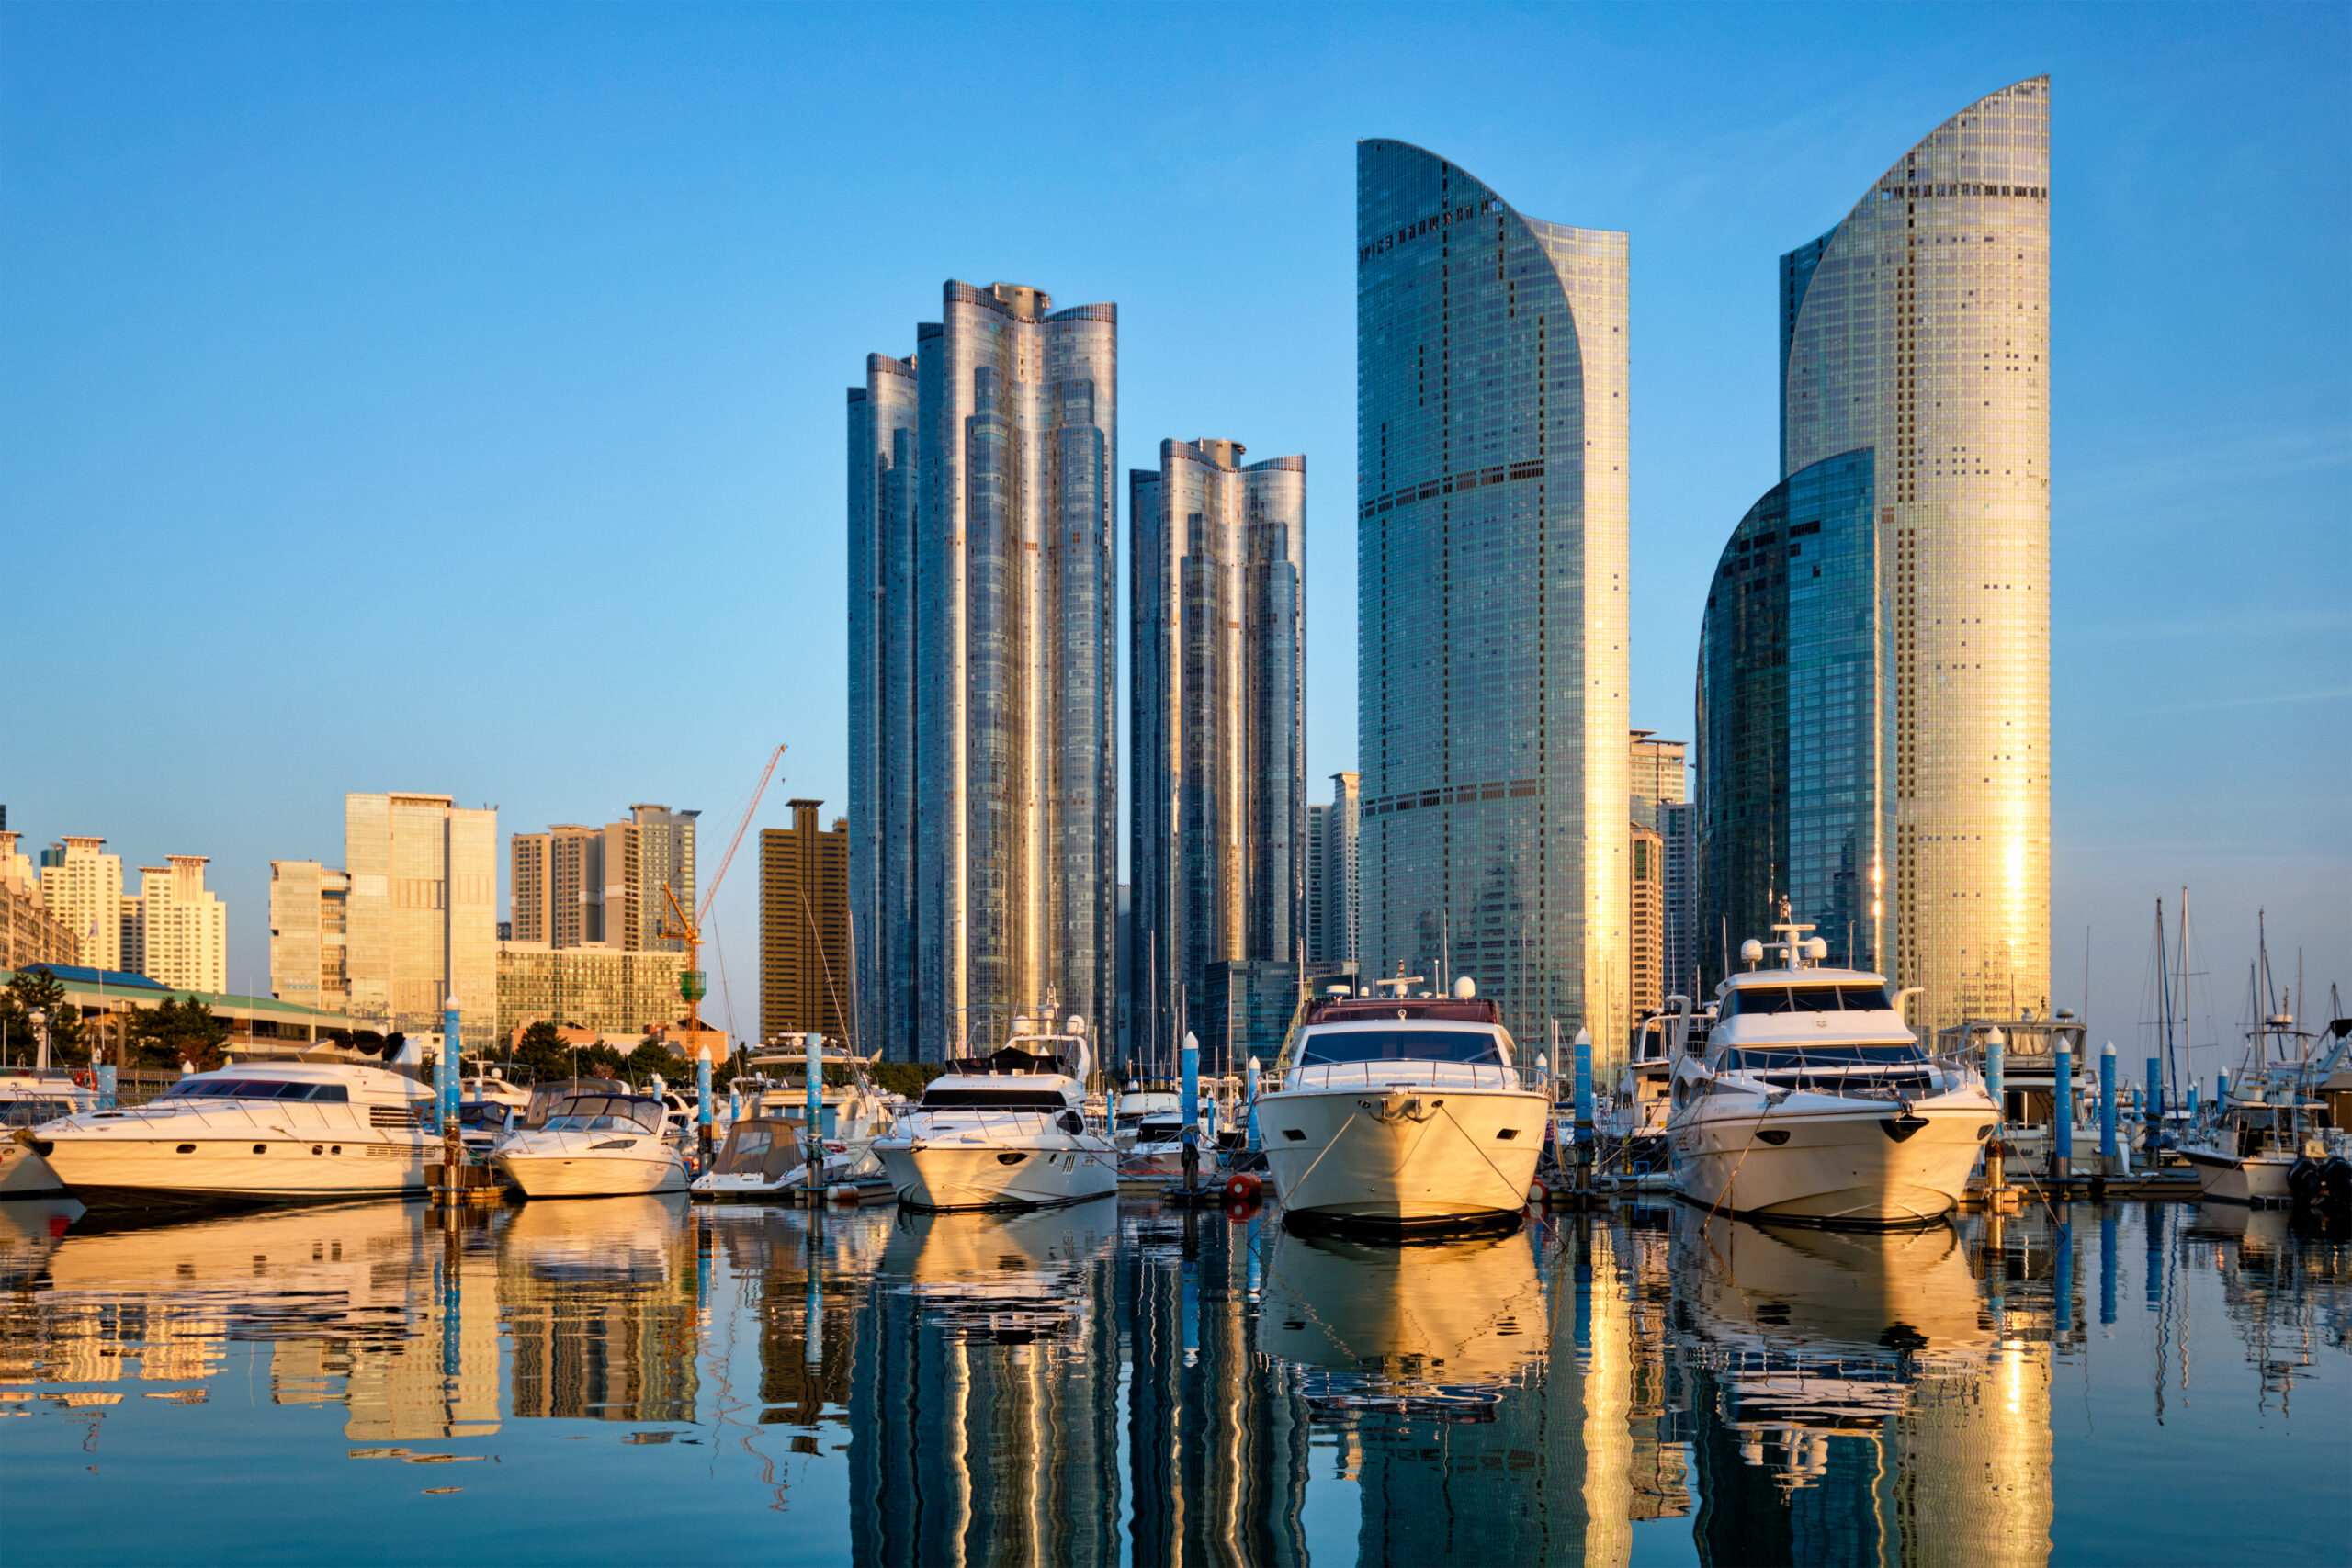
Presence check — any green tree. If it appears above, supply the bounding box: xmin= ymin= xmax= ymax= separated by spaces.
xmin=628 ymin=1037 xmax=684 ymax=1081
xmin=2 ymin=967 xmax=88 ymax=1067
xmin=514 ymin=1021 xmax=571 ymax=1084
xmin=128 ymin=997 xmax=232 ymax=1072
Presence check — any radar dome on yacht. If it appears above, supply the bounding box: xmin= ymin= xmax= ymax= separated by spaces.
xmin=1065 ymin=1015 xmax=1086 ymax=1034
xmin=1453 ymin=976 xmax=1477 ymax=999
xmin=1805 ymin=938 xmax=1829 ymax=960
xmin=1741 ymin=938 xmax=1764 ymax=964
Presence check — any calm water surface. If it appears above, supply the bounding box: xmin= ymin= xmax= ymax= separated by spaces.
xmin=1 ymin=1194 xmax=2344 ymax=1565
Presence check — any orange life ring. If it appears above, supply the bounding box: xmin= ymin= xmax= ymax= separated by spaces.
xmin=73 ymin=1070 xmax=95 ymax=1089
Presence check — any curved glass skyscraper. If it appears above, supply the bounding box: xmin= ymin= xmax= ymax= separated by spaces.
xmin=1356 ymin=141 xmax=1631 ymax=1056
xmin=1129 ymin=438 xmax=1306 ymax=1074
xmin=849 ymin=280 xmax=1117 ymax=1059
xmin=1700 ymin=79 xmax=2051 ymax=1027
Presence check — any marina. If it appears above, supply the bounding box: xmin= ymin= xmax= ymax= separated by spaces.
xmin=1 ymin=1190 xmax=2345 ymax=1564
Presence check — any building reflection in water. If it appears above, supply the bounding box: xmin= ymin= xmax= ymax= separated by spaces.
xmin=1127 ymin=1207 xmax=1310 ymax=1567
xmin=848 ymin=1196 xmax=1124 ymax=1566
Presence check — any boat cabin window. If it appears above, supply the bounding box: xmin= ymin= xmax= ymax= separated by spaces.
xmin=163 ymin=1078 xmax=352 ymax=1102
xmin=542 ymin=1096 xmax=661 ymax=1134
xmin=4 ymin=1098 xmax=74 ymax=1126
xmin=1726 ymin=1043 xmax=1926 ymax=1068
xmin=1296 ymin=1029 xmax=1505 ymax=1066
xmin=1723 ymin=984 xmax=1893 ymax=1016
xmin=456 ymin=1103 xmax=511 ymax=1129
xmin=918 ymin=1088 xmax=1070 ymax=1111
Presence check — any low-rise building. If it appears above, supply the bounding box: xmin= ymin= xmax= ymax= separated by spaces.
xmin=495 ymin=942 xmax=690 ymax=1051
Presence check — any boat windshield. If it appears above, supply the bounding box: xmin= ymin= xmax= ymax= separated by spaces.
xmin=160 ymin=1079 xmax=353 ymax=1102
xmin=1296 ymin=1029 xmax=1505 ymax=1066
xmin=918 ymin=1088 xmax=1069 ymax=1111
xmin=1724 ymin=985 xmax=1894 ymax=1016
xmin=542 ymin=1096 xmax=661 ymax=1134
xmin=1724 ymin=1044 xmax=1926 ymax=1068
xmin=3 ymin=1097 xmax=74 ymax=1127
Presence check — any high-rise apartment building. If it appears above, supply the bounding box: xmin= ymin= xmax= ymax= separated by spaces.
xmin=1628 ymin=731 xmax=1686 ymax=833
xmin=1699 ymin=78 xmax=2051 ymax=1023
xmin=761 ymin=800 xmax=851 ymax=1045
xmin=0 ymin=829 xmax=77 ymax=970
xmin=1355 ymin=141 xmax=1632 ymax=1062
xmin=39 ymin=837 xmax=122 ymax=971
xmin=629 ymin=805 xmax=698 ymax=951
xmin=849 ymin=280 xmax=1117 ymax=1060
xmin=1129 ymin=437 xmax=1306 ymax=1071
xmin=124 ymin=855 xmax=228 ymax=993
xmin=510 ymin=807 xmax=696 ymax=952
xmin=270 ymin=860 xmax=352 ymax=1012
xmin=1657 ymin=799 xmax=1700 ymax=1003
xmin=1306 ymin=773 xmax=1361 ymax=966
xmin=343 ymin=792 xmax=497 ymax=1043
xmin=1629 ymin=820 xmax=1663 ymax=1032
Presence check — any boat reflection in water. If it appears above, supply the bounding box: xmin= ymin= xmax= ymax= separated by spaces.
xmin=497 ymin=1193 xmax=699 ymax=1422
xmin=1260 ymin=1227 xmax=1548 ymax=1417
xmin=2 ymin=1199 xmax=503 ymax=1440
xmin=1676 ymin=1212 xmax=2053 ymax=1567
xmin=849 ymin=1198 xmax=1123 ymax=1565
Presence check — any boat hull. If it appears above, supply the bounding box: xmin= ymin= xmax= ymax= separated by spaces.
xmin=2177 ymin=1146 xmax=2295 ymax=1204
xmin=1668 ymin=1104 xmax=1987 ymax=1225
xmin=494 ymin=1150 xmax=686 ymax=1199
xmin=1258 ymin=1086 xmax=1544 ymax=1229
xmin=0 ymin=1139 xmax=68 ymax=1197
xmin=876 ymin=1140 xmax=1118 ymax=1212
xmin=36 ymin=1134 xmax=429 ymax=1206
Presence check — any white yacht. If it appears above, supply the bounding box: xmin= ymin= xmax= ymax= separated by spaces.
xmin=492 ymin=1091 xmax=689 ymax=1198
xmin=1256 ymin=978 xmax=1547 ymax=1234
xmin=1667 ymin=925 xmax=1996 ymax=1225
xmin=873 ymin=1019 xmax=1116 ymax=1212
xmin=2 ymin=1073 xmax=92 ymax=1197
xmin=28 ymin=1061 xmax=435 ymax=1207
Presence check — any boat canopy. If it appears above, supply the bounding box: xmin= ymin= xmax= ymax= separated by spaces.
xmin=945 ymin=1047 xmax=1073 ymax=1077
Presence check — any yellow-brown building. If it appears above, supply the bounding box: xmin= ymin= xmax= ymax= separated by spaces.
xmin=761 ymin=801 xmax=849 ymax=1045
xmin=1630 ymin=818 xmax=1664 ymax=1033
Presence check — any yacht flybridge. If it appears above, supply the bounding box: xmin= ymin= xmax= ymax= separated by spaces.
xmin=28 ymin=1060 xmax=435 ymax=1207
xmin=1257 ymin=977 xmax=1547 ymax=1235
xmin=1667 ymin=925 xmax=1996 ymax=1226
xmin=873 ymin=1016 xmax=1117 ymax=1211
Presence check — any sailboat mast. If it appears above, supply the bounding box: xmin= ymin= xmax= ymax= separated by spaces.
xmin=2176 ymin=887 xmax=2191 ymax=1105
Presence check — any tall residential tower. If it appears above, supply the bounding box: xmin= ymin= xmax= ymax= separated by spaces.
xmin=1699 ymin=78 xmax=2051 ymax=1026
xmin=1355 ymin=140 xmax=1631 ymax=1058
xmin=1128 ymin=438 xmax=1306 ymax=1072
xmin=849 ymin=281 xmax=1118 ymax=1059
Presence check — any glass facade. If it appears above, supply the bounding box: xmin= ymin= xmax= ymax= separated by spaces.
xmin=1128 ymin=439 xmax=1306 ymax=1077
xmin=1306 ymin=771 xmax=1360 ymax=966
xmin=1698 ymin=452 xmax=1885 ymax=978
xmin=1355 ymin=140 xmax=1631 ymax=1065
xmin=850 ymin=282 xmax=1117 ymax=1061
xmin=1770 ymin=77 xmax=2052 ymax=1025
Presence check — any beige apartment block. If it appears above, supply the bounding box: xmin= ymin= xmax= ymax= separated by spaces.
xmin=344 ymin=793 xmax=497 ymax=1043
xmin=1629 ymin=819 xmax=1664 ymax=1034
xmin=1 ymin=831 xmax=79 ymax=970
xmin=125 ymin=855 xmax=229 ymax=993
xmin=38 ymin=836 xmax=122 ymax=970
xmin=269 ymin=860 xmax=352 ymax=1012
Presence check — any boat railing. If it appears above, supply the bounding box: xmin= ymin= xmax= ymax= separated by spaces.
xmin=1279 ymin=1060 xmax=1526 ymax=1094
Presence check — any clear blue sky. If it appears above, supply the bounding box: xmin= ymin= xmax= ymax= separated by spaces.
xmin=6 ymin=4 xmax=2346 ymax=1076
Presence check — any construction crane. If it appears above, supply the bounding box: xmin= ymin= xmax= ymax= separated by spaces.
xmin=661 ymin=742 xmax=786 ymax=1048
